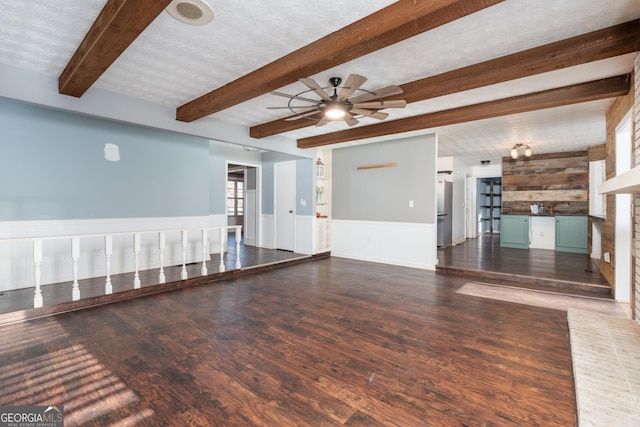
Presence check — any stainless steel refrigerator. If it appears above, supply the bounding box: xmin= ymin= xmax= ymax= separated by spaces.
xmin=437 ymin=180 xmax=453 ymax=248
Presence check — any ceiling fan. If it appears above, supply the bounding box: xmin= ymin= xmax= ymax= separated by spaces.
xmin=268 ymin=74 xmax=407 ymax=127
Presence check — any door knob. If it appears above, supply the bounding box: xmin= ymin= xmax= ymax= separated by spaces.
xmin=288 ymin=210 xmax=293 ymax=213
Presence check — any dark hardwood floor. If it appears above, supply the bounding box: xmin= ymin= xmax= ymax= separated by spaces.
xmin=437 ymin=234 xmax=611 ymax=297
xmin=0 ymin=257 xmax=579 ymax=426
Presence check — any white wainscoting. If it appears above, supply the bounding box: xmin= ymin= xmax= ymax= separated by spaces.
xmin=260 ymin=214 xmax=275 ymax=249
xmin=294 ymin=215 xmax=314 ymax=255
xmin=0 ymin=216 xmax=221 ymax=292
xmin=209 ymin=214 xmax=228 ymax=251
xmin=331 ymin=219 xmax=437 ymax=270
xmin=208 ymin=214 xmax=228 ymax=229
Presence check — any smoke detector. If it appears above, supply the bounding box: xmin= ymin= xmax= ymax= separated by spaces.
xmin=167 ymin=0 xmax=214 ymax=26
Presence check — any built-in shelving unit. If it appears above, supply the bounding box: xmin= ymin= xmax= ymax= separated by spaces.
xmin=479 ymin=178 xmax=501 ymax=234
xmin=316 ymin=151 xmax=331 ymax=252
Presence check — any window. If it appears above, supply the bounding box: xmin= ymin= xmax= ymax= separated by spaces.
xmin=227 ymin=179 xmax=244 ymax=216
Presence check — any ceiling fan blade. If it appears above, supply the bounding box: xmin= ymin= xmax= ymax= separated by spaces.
xmin=351 ymin=108 xmax=389 ymax=120
xmin=337 ymin=74 xmax=367 ymax=101
xmin=300 ymin=78 xmax=332 ymax=101
xmin=270 ymin=91 xmax=319 ymax=104
xmin=267 ymin=106 xmax=315 ymax=109
xmin=349 ymin=85 xmax=404 ymax=104
xmin=284 ymin=110 xmax=321 ymax=121
xmin=315 ymin=116 xmax=330 ymax=127
xmin=343 ymin=113 xmax=359 ymax=126
xmin=353 ymin=100 xmax=407 ymax=109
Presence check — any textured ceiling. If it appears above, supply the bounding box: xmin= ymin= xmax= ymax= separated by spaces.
xmin=0 ymin=0 xmax=638 ymax=165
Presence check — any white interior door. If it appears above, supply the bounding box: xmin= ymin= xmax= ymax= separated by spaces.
xmin=275 ymin=161 xmax=295 ymax=251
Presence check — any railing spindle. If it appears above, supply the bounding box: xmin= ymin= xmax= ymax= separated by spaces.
xmin=71 ymin=237 xmax=80 ymax=301
xmin=201 ymin=229 xmax=208 ymax=276
xmin=158 ymin=232 xmax=166 ymax=284
xmin=219 ymin=228 xmax=225 ymax=273
xmin=10 ymin=225 xmax=245 ymax=306
xmin=105 ymin=235 xmax=113 ymax=295
xmin=235 ymin=226 xmax=242 ymax=270
xmin=33 ymin=239 xmax=43 ymax=308
xmin=181 ymin=230 xmax=188 ymax=280
xmin=133 ymin=233 xmax=141 ymax=289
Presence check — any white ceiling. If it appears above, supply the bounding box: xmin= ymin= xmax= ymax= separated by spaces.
xmin=0 ymin=0 xmax=638 ymax=165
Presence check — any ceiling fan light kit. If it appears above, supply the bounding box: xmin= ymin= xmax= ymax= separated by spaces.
xmin=167 ymin=0 xmax=214 ymax=26
xmin=323 ymin=102 xmax=348 ymax=119
xmin=269 ymin=74 xmax=406 ymax=127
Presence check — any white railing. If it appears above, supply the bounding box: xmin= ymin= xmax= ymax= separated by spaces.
xmin=1 ymin=225 xmax=242 ymax=309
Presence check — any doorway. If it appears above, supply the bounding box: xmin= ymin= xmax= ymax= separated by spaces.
xmin=227 ymin=163 xmax=260 ymax=247
xmin=275 ymin=161 xmax=296 ymax=251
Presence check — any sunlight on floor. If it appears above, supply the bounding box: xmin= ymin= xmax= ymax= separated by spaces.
xmin=0 ymin=318 xmax=70 ymax=357
xmin=0 ymin=319 xmax=141 ymax=425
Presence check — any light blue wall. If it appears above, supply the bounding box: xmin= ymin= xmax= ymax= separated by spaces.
xmin=0 ymin=97 xmax=314 ymax=223
xmin=0 ymin=98 xmax=210 ymax=221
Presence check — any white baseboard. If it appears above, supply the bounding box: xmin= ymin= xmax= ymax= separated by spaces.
xmin=453 ymin=237 xmax=466 ymax=246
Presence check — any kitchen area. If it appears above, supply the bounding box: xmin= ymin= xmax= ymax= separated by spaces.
xmin=438 ymin=146 xmax=606 ymax=263
xmin=499 ymin=149 xmax=599 ymax=255
xmin=436 ymin=147 xmax=610 ymax=297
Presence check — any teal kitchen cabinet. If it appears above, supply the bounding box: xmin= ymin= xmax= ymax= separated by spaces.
xmin=500 ymin=215 xmax=530 ymax=249
xmin=555 ymin=216 xmax=588 ymax=254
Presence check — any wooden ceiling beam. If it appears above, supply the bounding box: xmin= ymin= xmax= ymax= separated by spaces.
xmin=176 ymin=0 xmax=505 ymax=122
xmin=297 ymin=74 xmax=631 ymax=148
xmin=251 ymin=19 xmax=640 ymax=139
xmin=59 ymin=0 xmax=172 ymax=97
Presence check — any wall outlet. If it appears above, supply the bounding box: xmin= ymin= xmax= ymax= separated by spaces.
xmin=409 ymin=200 xmax=414 ymax=208
xmin=604 ymin=252 xmax=611 ymax=263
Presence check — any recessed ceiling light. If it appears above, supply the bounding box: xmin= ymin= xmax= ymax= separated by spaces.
xmin=167 ymin=0 xmax=214 ymax=26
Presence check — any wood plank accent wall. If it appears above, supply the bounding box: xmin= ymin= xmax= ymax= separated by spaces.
xmin=603 ymin=77 xmax=635 ymax=291
xmin=502 ymin=151 xmax=589 ymax=215
xmin=588 ymin=143 xmax=606 ymax=161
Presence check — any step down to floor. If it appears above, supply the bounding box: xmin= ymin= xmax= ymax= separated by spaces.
xmin=436 ymin=265 xmax=612 ymax=299
xmin=0 ymin=252 xmax=330 ymax=326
